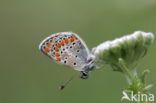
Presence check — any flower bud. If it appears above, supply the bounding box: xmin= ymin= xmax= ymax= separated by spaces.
xmin=92 ymin=31 xmax=154 ymax=71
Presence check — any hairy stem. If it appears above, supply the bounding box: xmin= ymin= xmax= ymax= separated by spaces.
xmin=118 ymin=58 xmax=134 ymax=83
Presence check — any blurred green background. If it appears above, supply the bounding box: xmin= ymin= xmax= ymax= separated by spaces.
xmin=0 ymin=0 xmax=156 ymax=103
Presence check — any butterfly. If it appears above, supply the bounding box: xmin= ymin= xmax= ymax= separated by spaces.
xmin=39 ymin=32 xmax=96 ymax=79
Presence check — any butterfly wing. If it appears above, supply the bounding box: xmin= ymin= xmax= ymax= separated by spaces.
xmin=39 ymin=32 xmax=91 ymax=71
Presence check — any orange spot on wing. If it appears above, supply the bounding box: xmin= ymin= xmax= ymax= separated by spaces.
xmin=47 ymin=42 xmax=53 ymax=47
xmin=55 ymin=53 xmax=60 ymax=56
xmin=70 ymin=37 xmax=74 ymax=42
xmin=44 ymin=47 xmax=50 ymax=53
xmin=56 ymin=57 xmax=61 ymax=61
xmin=60 ymin=41 xmax=64 ymax=45
xmin=65 ymin=38 xmax=69 ymax=44
xmin=73 ymin=35 xmax=78 ymax=40
xmin=57 ymin=43 xmax=61 ymax=48
xmin=55 ymin=47 xmax=59 ymax=52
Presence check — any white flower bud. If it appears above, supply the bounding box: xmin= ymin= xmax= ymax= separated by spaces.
xmin=92 ymin=31 xmax=154 ymax=71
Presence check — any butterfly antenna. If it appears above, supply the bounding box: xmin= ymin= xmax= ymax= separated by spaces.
xmin=59 ymin=72 xmax=78 ymax=90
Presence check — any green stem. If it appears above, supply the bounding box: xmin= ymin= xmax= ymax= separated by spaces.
xmin=118 ymin=58 xmax=134 ymax=83
xmin=118 ymin=58 xmax=150 ymax=103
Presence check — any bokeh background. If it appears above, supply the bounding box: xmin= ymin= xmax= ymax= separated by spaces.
xmin=0 ymin=0 xmax=156 ymax=103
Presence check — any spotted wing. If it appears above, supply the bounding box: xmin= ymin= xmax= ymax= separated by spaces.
xmin=39 ymin=32 xmax=91 ymax=71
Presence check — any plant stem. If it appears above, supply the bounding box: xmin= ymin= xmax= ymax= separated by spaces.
xmin=118 ymin=58 xmax=134 ymax=83
xmin=118 ymin=58 xmax=151 ymax=103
